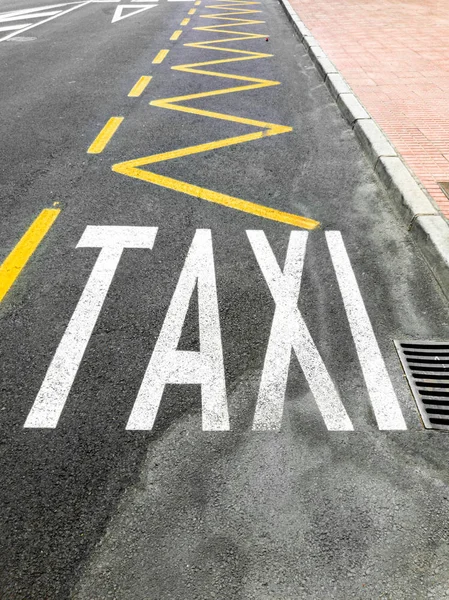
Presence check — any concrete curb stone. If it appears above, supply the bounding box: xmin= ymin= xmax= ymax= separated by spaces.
xmin=278 ymin=0 xmax=449 ymax=299
xmin=375 ymin=157 xmax=438 ymax=223
xmin=354 ymin=120 xmax=396 ymax=168
xmin=302 ymin=35 xmax=319 ymax=50
xmin=293 ymin=19 xmax=310 ymax=40
xmin=337 ymin=93 xmax=370 ymax=125
xmin=414 ymin=217 xmax=449 ymax=292
xmin=309 ymin=46 xmax=326 ymax=60
xmin=315 ymin=57 xmax=338 ymax=80
xmin=325 ymin=74 xmax=351 ymax=100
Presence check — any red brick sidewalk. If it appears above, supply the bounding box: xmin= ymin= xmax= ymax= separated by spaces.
xmin=288 ymin=0 xmax=449 ymax=218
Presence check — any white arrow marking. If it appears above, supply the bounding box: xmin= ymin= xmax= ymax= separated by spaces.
xmin=111 ymin=4 xmax=156 ymax=23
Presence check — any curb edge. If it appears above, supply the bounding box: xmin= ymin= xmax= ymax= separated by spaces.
xmin=278 ymin=0 xmax=449 ymax=297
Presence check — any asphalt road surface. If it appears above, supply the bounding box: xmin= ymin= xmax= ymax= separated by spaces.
xmin=2 ymin=1 xmax=449 ymax=599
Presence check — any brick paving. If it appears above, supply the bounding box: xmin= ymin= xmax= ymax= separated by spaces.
xmin=287 ymin=0 xmax=449 ymax=218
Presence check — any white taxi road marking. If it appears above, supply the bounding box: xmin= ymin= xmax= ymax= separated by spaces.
xmin=248 ymin=231 xmax=353 ymax=431
xmin=127 ymin=230 xmax=230 ymax=431
xmin=24 ymin=226 xmax=158 ymax=429
xmin=23 ymin=228 xmax=406 ymax=431
xmin=326 ymin=231 xmax=407 ymax=430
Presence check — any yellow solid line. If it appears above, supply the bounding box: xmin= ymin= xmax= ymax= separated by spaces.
xmin=0 ymin=208 xmax=60 ymax=302
xmin=113 ymin=131 xmax=318 ymax=229
xmin=113 ymin=161 xmax=318 ymax=230
xmin=181 ymin=18 xmax=190 ymax=25
xmin=128 ymin=75 xmax=152 ymax=97
xmin=170 ymin=30 xmax=182 ymax=41
xmin=87 ymin=117 xmax=124 ymax=154
xmin=153 ymin=49 xmax=169 ymax=64
xmin=188 ymin=8 xmax=196 ymax=15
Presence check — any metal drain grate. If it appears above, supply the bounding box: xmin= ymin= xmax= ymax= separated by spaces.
xmin=395 ymin=341 xmax=449 ymax=430
xmin=439 ymin=182 xmax=449 ymax=200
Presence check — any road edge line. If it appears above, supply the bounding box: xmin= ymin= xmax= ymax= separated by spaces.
xmin=278 ymin=0 xmax=449 ymax=299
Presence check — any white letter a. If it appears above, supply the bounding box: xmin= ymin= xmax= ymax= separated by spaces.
xmin=127 ymin=230 xmax=229 ymax=431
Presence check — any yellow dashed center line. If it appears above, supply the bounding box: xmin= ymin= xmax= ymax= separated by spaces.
xmin=0 ymin=208 xmax=60 ymax=302
xmin=188 ymin=8 xmax=196 ymax=15
xmin=152 ymin=49 xmax=169 ymax=64
xmin=170 ymin=30 xmax=182 ymax=41
xmin=181 ymin=18 xmax=190 ymax=26
xmin=128 ymin=75 xmax=152 ymax=97
xmin=88 ymin=117 xmax=124 ymax=154
xmin=194 ymin=1 xmax=201 ymax=5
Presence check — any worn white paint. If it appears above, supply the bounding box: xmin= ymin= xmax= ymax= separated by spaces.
xmin=0 ymin=4 xmax=76 ymax=18
xmin=0 ymin=2 xmax=90 ymax=42
xmin=248 ymin=230 xmax=353 ymax=431
xmin=325 ymin=231 xmax=407 ymax=430
xmin=24 ymin=226 xmax=158 ymax=429
xmin=0 ymin=12 xmax=60 ymax=23
xmin=127 ymin=229 xmax=229 ymax=431
xmin=111 ymin=4 xmax=155 ymax=23
xmin=0 ymin=24 xmax=32 ymax=31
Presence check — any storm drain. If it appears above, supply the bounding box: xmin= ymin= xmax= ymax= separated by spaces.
xmin=439 ymin=182 xmax=449 ymax=200
xmin=395 ymin=341 xmax=449 ymax=430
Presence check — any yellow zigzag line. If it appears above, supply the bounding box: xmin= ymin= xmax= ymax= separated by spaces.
xmin=113 ymin=0 xmax=319 ymax=230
